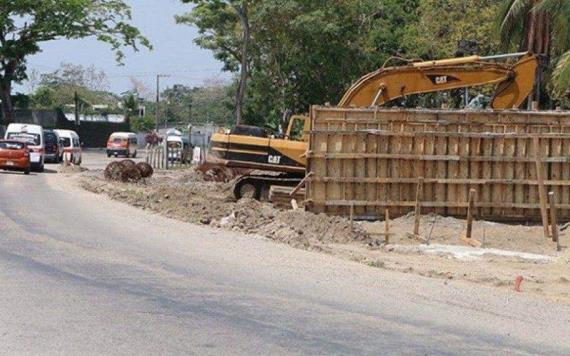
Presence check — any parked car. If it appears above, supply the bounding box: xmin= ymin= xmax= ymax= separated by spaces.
xmin=43 ymin=130 xmax=63 ymax=163
xmin=107 ymin=132 xmax=138 ymax=158
xmin=4 ymin=123 xmax=44 ymax=172
xmin=54 ymin=129 xmax=82 ymax=165
xmin=0 ymin=140 xmax=31 ymax=175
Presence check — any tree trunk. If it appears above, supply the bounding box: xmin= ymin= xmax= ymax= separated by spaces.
xmin=0 ymin=82 xmax=14 ymax=125
xmin=235 ymin=2 xmax=250 ymax=126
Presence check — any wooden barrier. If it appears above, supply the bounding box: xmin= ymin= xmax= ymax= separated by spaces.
xmin=146 ymin=145 xmax=192 ymax=170
xmin=306 ymin=107 xmax=570 ymax=222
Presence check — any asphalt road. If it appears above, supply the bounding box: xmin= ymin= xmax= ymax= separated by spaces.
xmin=1 ymin=161 xmax=569 ymax=355
xmin=80 ymin=149 xmax=147 ymax=170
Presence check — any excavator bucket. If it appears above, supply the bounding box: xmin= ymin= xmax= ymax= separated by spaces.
xmin=491 ymin=53 xmax=538 ymax=109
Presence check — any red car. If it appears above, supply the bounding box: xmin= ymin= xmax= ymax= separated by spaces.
xmin=0 ymin=140 xmax=31 ymax=175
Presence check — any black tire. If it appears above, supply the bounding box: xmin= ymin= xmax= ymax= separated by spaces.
xmin=234 ymin=179 xmax=262 ymax=200
xmin=24 ymin=168 xmax=30 ymax=175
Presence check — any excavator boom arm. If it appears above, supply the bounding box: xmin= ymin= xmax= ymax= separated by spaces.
xmin=338 ymin=53 xmax=538 ymax=110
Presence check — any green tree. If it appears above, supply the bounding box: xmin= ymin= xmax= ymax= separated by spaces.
xmin=29 ymin=63 xmax=121 ymax=112
xmin=131 ymin=115 xmax=155 ymax=133
xmin=406 ymin=0 xmax=502 ymax=58
xmin=162 ymin=82 xmax=234 ymax=127
xmin=178 ymin=0 xmax=251 ymax=125
xmin=498 ymin=0 xmax=570 ymax=104
xmin=0 ymin=0 xmax=151 ymax=124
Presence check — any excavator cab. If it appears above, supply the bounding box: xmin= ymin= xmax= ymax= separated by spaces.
xmin=284 ymin=115 xmax=311 ymax=142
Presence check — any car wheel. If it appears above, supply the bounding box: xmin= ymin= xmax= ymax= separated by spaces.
xmin=24 ymin=168 xmax=30 ymax=175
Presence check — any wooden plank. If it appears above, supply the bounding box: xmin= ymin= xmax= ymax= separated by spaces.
xmin=435 ymin=131 xmax=447 ymax=215
xmin=413 ymin=177 xmax=424 ymax=236
xmin=321 ymin=200 xmax=570 ymax=210
xmin=548 ymin=192 xmax=560 ymax=245
xmin=492 ymin=136 xmax=505 ymax=217
xmin=309 ymin=176 xmax=570 ymax=186
xmin=534 ymin=136 xmax=550 ymax=239
xmin=306 ymin=152 xmax=570 ymax=163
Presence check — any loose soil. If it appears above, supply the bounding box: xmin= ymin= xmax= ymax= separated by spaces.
xmin=78 ymin=168 xmax=570 ymax=305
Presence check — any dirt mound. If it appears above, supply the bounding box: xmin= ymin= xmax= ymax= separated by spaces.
xmin=104 ymin=160 xmax=154 ymax=183
xmin=104 ymin=161 xmax=124 ymax=181
xmin=81 ymin=169 xmax=369 ymax=249
xmin=136 ymin=162 xmax=153 ymax=178
xmin=121 ymin=166 xmax=142 ymax=183
xmin=120 ymin=159 xmax=137 ymax=169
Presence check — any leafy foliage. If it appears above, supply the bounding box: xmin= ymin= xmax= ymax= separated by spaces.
xmin=29 ymin=63 xmax=120 ymax=112
xmin=498 ymin=0 xmax=570 ymax=106
xmin=0 ymin=0 xmax=151 ymax=122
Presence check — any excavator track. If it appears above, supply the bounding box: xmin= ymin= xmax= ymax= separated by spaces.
xmin=233 ymin=174 xmax=304 ymax=201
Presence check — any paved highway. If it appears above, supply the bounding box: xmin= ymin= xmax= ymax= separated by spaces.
xmin=1 ymin=165 xmax=569 ymax=355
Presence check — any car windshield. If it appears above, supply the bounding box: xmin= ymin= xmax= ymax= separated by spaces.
xmin=7 ymin=132 xmax=40 ymax=146
xmin=113 ymin=137 xmax=126 ymax=144
xmin=45 ymin=133 xmax=58 ymax=144
xmin=168 ymin=141 xmax=182 ymax=149
xmin=61 ymin=137 xmax=71 ymax=147
xmin=0 ymin=141 xmax=25 ymax=150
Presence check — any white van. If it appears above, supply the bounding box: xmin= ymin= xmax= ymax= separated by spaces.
xmin=4 ymin=123 xmax=44 ymax=171
xmin=107 ymin=132 xmax=138 ymax=158
xmin=54 ymin=129 xmax=82 ymax=165
xmin=167 ymin=135 xmax=191 ymax=162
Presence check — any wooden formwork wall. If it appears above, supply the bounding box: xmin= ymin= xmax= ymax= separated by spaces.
xmin=306 ymin=107 xmax=570 ymax=222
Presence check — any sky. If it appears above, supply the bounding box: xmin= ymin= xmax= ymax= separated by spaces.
xmin=16 ymin=0 xmax=229 ymax=96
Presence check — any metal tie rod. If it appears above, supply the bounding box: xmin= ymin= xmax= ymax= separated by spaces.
xmin=480 ymin=52 xmax=529 ymax=60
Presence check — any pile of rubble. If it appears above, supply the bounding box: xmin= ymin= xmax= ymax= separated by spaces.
xmin=82 ymin=168 xmax=370 ymax=249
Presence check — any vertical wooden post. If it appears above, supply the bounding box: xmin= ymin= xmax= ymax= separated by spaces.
xmin=384 ymin=208 xmax=390 ymax=244
xmin=534 ymin=136 xmax=550 ymax=239
xmin=349 ymin=203 xmax=355 ymax=232
xmin=466 ymin=189 xmax=476 ymax=239
xmin=548 ymin=192 xmax=561 ymax=252
xmin=164 ymin=143 xmax=169 ymax=170
xmin=413 ymin=177 xmax=424 ymax=236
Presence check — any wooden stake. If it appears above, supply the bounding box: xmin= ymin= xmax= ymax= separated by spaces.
xmin=290 ymin=172 xmax=314 ymax=196
xmin=413 ymin=177 xmax=424 ymax=236
xmin=461 ymin=188 xmax=482 ymax=248
xmin=534 ymin=137 xmax=550 ymax=239
xmin=466 ymin=189 xmax=476 ymax=239
xmin=548 ymin=192 xmax=561 ymax=252
xmin=384 ymin=208 xmax=390 ymax=244
xmin=349 ymin=203 xmax=355 ymax=232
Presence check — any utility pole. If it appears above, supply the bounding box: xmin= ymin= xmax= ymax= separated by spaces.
xmin=155 ymin=74 xmax=170 ymax=132
xmin=74 ymin=91 xmax=80 ymax=126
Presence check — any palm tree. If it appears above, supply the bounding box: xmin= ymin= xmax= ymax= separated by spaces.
xmin=499 ymin=0 xmax=570 ymax=99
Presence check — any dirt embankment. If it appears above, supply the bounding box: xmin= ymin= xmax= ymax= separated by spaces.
xmin=78 ymin=168 xmax=570 ymax=305
xmin=79 ymin=169 xmax=369 ymax=250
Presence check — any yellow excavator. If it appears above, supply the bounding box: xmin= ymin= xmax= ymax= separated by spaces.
xmin=207 ymin=52 xmax=538 ymax=199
